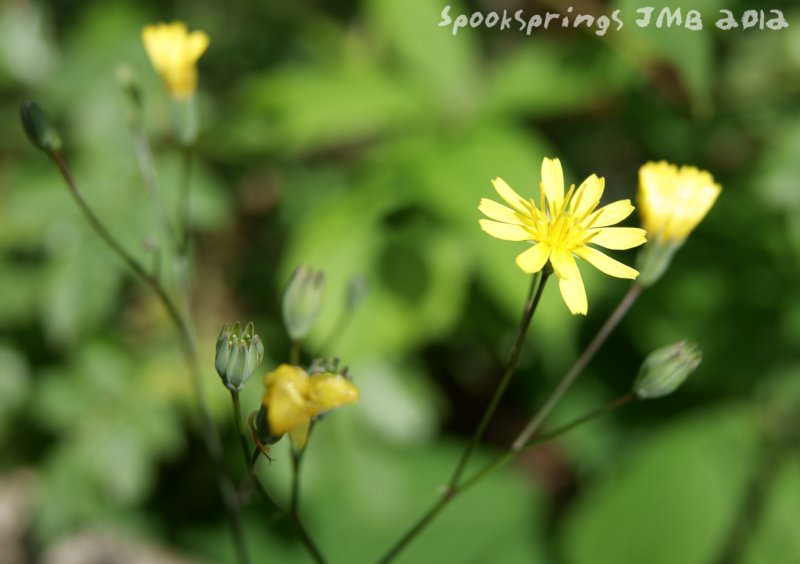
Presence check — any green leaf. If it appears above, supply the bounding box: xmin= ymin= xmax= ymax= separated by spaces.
xmin=742 ymin=455 xmax=800 ymax=563
xmin=237 ymin=63 xmax=422 ymax=154
xmin=613 ymin=0 xmax=724 ymax=115
xmin=482 ymin=44 xmax=633 ymax=118
xmin=365 ymin=0 xmax=479 ymax=113
xmin=0 ymin=344 xmax=31 ymax=441
xmin=561 ymin=404 xmax=760 ymax=564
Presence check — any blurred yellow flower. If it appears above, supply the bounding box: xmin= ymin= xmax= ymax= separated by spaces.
xmin=638 ymin=161 xmax=721 ymax=243
xmin=262 ymin=364 xmax=359 ymax=448
xmin=479 ymin=157 xmax=646 ymax=315
xmin=141 ymin=22 xmax=209 ymax=99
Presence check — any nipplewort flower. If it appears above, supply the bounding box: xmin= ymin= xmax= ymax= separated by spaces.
xmin=636 ymin=161 xmax=721 ymax=286
xmin=141 ymin=22 xmax=209 ymax=99
xmin=479 ymin=157 xmax=646 ymax=315
xmin=262 ymin=364 xmax=359 ymax=449
xmin=638 ymin=161 xmax=721 ymax=244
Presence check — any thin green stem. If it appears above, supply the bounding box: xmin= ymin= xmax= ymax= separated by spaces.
xmin=231 ymin=390 xmax=251 ymax=467
xmin=375 ymin=495 xmax=451 ymax=564
xmin=290 ymin=340 xmax=301 ymax=366
xmin=290 ymin=450 xmax=303 ymax=515
xmin=460 ymin=392 xmax=637 ymax=493
xmin=375 ymin=392 xmax=636 ymax=564
xmin=290 ymin=424 xmax=314 ymax=516
xmin=177 ymin=146 xmax=194 ymax=255
xmin=129 ymin=121 xmax=177 ymax=244
xmin=317 ymin=307 xmax=353 ymax=357
xmin=249 ymin=449 xmax=328 ymax=564
xmin=448 ymin=270 xmax=550 ymax=488
xmin=376 ymin=272 xmax=549 ymax=564
xmin=511 ymin=283 xmax=643 ymax=451
xmin=49 ymin=152 xmax=250 ymax=564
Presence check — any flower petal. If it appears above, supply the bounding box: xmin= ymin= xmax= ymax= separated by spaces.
xmin=558 ymin=266 xmax=588 ymax=315
xmin=289 ymin=420 xmax=311 ymax=449
xmin=306 ymin=373 xmax=360 ymax=415
xmin=480 ymin=220 xmax=530 ymax=241
xmin=576 ymin=246 xmax=639 ymax=279
xmin=571 ymin=174 xmax=604 ymax=217
xmin=187 ymin=30 xmax=211 ymax=61
xmin=541 ymin=158 xmax=565 ymax=212
xmin=588 ymin=227 xmax=647 ymax=250
xmin=586 ymin=199 xmax=635 ymax=228
xmin=492 ymin=177 xmax=529 ymax=213
xmin=263 ymin=365 xmax=311 ymax=436
xmin=479 ymin=198 xmax=522 ymax=224
xmin=549 ymin=246 xmax=578 ymax=280
xmin=515 ymin=243 xmax=551 ymax=273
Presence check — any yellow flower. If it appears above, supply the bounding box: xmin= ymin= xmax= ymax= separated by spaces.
xmin=262 ymin=364 xmax=359 ymax=448
xmin=479 ymin=157 xmax=646 ymax=315
xmin=141 ymin=22 xmax=209 ymax=99
xmin=638 ymin=161 xmax=721 ymax=243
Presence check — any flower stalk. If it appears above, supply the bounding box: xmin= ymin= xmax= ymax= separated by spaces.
xmin=376 ymin=391 xmax=638 ymax=564
xmin=42 ymin=144 xmax=251 ymax=564
xmin=449 ymin=270 xmax=550 ymax=487
xmin=511 ymin=282 xmax=643 ymax=450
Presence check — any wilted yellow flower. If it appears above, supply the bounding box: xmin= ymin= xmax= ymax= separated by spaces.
xmin=262 ymin=364 xmax=359 ymax=448
xmin=141 ymin=22 xmax=209 ymax=99
xmin=479 ymin=157 xmax=646 ymax=315
xmin=638 ymin=161 xmax=721 ymax=244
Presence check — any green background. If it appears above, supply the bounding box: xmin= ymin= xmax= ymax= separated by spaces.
xmin=1 ymin=0 xmax=799 ymax=562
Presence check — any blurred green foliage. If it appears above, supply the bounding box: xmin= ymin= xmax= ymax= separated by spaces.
xmin=1 ymin=0 xmax=799 ymax=562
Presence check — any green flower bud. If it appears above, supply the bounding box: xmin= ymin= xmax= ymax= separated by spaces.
xmin=346 ymin=276 xmax=368 ymax=311
xmin=20 ymin=100 xmax=62 ymax=153
xmin=115 ymin=65 xmax=143 ymax=126
xmin=215 ymin=322 xmax=264 ymax=391
xmin=282 ymin=266 xmax=325 ymax=341
xmin=633 ymin=341 xmax=702 ymax=399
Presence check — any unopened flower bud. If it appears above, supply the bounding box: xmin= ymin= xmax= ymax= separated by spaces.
xmin=115 ymin=65 xmax=143 ymax=126
xmin=282 ymin=266 xmax=324 ymax=341
xmin=215 ymin=322 xmax=264 ymax=391
xmin=346 ymin=276 xmax=368 ymax=311
xmin=633 ymin=341 xmax=702 ymax=399
xmin=20 ymin=100 xmax=62 ymax=153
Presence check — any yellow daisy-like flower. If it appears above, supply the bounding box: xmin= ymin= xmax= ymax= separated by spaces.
xmin=141 ymin=22 xmax=209 ymax=99
xmin=479 ymin=157 xmax=647 ymax=315
xmin=638 ymin=161 xmax=721 ymax=244
xmin=262 ymin=364 xmax=359 ymax=449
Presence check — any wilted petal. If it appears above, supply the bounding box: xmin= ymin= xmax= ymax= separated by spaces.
xmin=264 ymin=365 xmax=311 ymax=436
xmin=306 ymin=373 xmax=360 ymax=415
xmin=289 ymin=420 xmax=311 ymax=449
